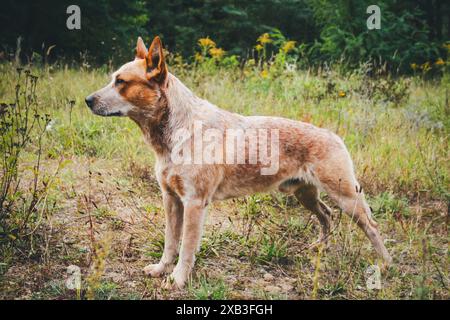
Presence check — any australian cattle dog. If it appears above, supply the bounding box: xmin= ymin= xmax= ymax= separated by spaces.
xmin=85 ymin=36 xmax=392 ymax=289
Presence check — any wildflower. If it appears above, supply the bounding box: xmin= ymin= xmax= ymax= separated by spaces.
xmin=435 ymin=58 xmax=445 ymax=66
xmin=421 ymin=62 xmax=431 ymax=72
xmin=257 ymin=33 xmax=272 ymax=45
xmin=410 ymin=63 xmax=417 ymax=70
xmin=209 ymin=47 xmax=225 ymax=59
xmin=282 ymin=41 xmax=296 ymax=53
xmin=338 ymin=91 xmax=346 ymax=97
xmin=194 ymin=52 xmax=203 ymax=62
xmin=198 ymin=37 xmax=216 ymax=49
xmin=255 ymin=44 xmax=263 ymax=52
xmin=260 ymin=69 xmax=269 ymax=78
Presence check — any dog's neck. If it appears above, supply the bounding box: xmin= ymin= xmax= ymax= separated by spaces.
xmin=165 ymin=73 xmax=196 ymax=135
xmin=129 ymin=73 xmax=197 ymax=158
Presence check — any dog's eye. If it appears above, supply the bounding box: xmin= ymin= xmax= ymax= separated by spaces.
xmin=115 ymin=78 xmax=125 ymax=85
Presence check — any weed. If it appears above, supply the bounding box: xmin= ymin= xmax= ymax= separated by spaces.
xmin=92 ymin=281 xmax=119 ymax=300
xmin=189 ymin=275 xmax=229 ymax=300
xmin=369 ymin=192 xmax=410 ymax=219
xmin=256 ymin=235 xmax=289 ymax=265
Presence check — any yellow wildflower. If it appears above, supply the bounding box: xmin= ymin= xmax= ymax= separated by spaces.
xmin=198 ymin=37 xmax=216 ymax=49
xmin=338 ymin=91 xmax=346 ymax=97
xmin=435 ymin=58 xmax=445 ymax=66
xmin=282 ymin=41 xmax=296 ymax=53
xmin=209 ymin=47 xmax=225 ymax=59
xmin=255 ymin=44 xmax=263 ymax=52
xmin=257 ymin=33 xmax=272 ymax=45
xmin=410 ymin=63 xmax=417 ymax=70
xmin=260 ymin=69 xmax=269 ymax=78
xmin=194 ymin=52 xmax=204 ymax=62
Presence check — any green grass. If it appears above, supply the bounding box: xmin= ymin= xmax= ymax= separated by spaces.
xmin=188 ymin=276 xmax=229 ymax=300
xmin=0 ymin=61 xmax=448 ymax=300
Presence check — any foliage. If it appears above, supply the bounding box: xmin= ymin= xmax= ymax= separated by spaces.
xmin=308 ymin=0 xmax=446 ymax=73
xmin=0 ymin=1 xmax=448 ymax=75
xmin=0 ymin=0 xmax=148 ymax=65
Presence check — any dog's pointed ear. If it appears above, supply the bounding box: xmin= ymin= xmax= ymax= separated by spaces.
xmin=135 ymin=37 xmax=148 ymax=60
xmin=146 ymin=36 xmax=167 ymax=84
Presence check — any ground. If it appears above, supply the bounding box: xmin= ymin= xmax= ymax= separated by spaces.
xmin=0 ymin=62 xmax=448 ymax=299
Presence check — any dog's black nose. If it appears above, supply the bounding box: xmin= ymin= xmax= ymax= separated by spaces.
xmin=85 ymin=95 xmax=94 ymax=108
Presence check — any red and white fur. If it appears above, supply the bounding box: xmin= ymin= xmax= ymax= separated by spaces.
xmin=86 ymin=36 xmax=392 ymax=289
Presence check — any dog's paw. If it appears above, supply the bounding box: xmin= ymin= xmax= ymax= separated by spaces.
xmin=162 ymin=266 xmax=189 ymax=290
xmin=381 ymin=254 xmax=393 ymax=268
xmin=161 ymin=275 xmax=185 ymax=290
xmin=161 ymin=276 xmax=179 ymax=290
xmin=143 ymin=263 xmax=172 ymax=278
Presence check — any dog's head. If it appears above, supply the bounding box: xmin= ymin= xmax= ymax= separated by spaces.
xmin=85 ymin=36 xmax=168 ymax=118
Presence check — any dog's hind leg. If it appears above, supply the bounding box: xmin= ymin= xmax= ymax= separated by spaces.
xmin=294 ymin=184 xmax=332 ymax=247
xmin=315 ymin=154 xmax=393 ymax=264
xmin=332 ymin=189 xmax=392 ymax=264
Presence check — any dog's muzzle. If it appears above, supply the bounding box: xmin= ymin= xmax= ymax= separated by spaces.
xmin=85 ymin=94 xmax=123 ymax=117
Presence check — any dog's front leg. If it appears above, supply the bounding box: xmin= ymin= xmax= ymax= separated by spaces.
xmin=164 ymin=199 xmax=206 ymax=289
xmin=144 ymin=192 xmax=183 ymax=277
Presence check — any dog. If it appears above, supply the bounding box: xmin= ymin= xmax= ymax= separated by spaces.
xmin=85 ymin=36 xmax=392 ymax=289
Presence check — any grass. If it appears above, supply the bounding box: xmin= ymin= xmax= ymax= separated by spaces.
xmin=188 ymin=276 xmax=229 ymax=300
xmin=0 ymin=60 xmax=448 ymax=300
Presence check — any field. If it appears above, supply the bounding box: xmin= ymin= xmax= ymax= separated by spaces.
xmin=0 ymin=60 xmax=448 ymax=300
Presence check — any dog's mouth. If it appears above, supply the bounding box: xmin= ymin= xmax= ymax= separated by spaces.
xmin=90 ymin=108 xmax=123 ymax=117
xmin=104 ymin=111 xmax=123 ymax=117
xmin=85 ymin=96 xmax=124 ymax=117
